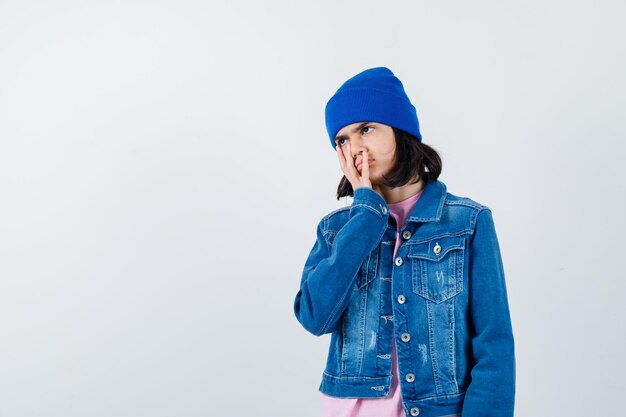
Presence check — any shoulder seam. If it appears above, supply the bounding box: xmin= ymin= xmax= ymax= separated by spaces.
xmin=444 ymin=198 xmax=488 ymax=211
xmin=470 ymin=205 xmax=491 ymax=230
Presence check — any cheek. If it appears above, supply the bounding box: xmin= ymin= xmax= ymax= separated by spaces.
xmin=376 ymin=150 xmax=396 ymax=173
xmin=377 ymin=144 xmax=396 ymax=161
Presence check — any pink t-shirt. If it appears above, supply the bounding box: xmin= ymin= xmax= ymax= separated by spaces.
xmin=320 ymin=189 xmax=424 ymax=417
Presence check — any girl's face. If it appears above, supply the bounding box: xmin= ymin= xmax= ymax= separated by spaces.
xmin=334 ymin=122 xmax=396 ymax=184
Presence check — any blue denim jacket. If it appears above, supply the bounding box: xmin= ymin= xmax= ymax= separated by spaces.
xmin=294 ymin=180 xmax=515 ymax=417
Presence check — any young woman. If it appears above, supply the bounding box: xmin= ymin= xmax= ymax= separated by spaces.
xmin=293 ymin=67 xmax=515 ymax=417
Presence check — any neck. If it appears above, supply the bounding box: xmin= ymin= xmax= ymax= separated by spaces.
xmin=375 ymin=178 xmax=425 ymax=204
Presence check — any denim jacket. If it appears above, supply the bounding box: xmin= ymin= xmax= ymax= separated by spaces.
xmin=293 ymin=180 xmax=515 ymax=417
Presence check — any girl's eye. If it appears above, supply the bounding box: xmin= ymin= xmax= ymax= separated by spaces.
xmin=337 ymin=138 xmax=348 ymax=147
xmin=362 ymin=126 xmax=374 ymax=134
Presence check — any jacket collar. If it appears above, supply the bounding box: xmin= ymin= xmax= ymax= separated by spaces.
xmin=405 ymin=179 xmax=447 ymax=223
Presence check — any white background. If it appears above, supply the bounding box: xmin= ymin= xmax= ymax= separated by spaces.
xmin=1 ymin=1 xmax=624 ymax=416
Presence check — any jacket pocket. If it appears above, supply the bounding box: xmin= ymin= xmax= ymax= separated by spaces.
xmin=407 ymin=235 xmax=466 ymax=303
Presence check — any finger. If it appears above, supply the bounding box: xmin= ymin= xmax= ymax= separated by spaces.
xmin=337 ymin=144 xmax=352 ymax=180
xmin=362 ymin=149 xmax=369 ymax=180
xmin=337 ymin=143 xmax=348 ymax=170
xmin=344 ymin=144 xmax=360 ymax=185
xmin=336 ymin=143 xmax=345 ymax=167
xmin=345 ymin=143 xmax=357 ymax=175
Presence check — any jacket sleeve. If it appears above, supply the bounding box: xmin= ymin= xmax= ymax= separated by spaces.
xmin=461 ymin=208 xmax=516 ymax=417
xmin=293 ymin=187 xmax=389 ymax=336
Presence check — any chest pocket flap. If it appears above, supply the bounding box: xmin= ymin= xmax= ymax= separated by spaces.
xmin=407 ymin=235 xmax=466 ymax=302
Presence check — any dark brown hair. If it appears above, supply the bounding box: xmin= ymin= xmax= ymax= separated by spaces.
xmin=336 ymin=128 xmax=442 ymax=199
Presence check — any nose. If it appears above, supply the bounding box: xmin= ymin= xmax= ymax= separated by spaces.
xmin=350 ymin=136 xmax=366 ymax=159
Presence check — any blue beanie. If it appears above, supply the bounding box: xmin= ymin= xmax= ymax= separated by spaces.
xmin=325 ymin=67 xmax=422 ymax=149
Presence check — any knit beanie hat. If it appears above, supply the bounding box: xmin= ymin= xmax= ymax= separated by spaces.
xmin=325 ymin=67 xmax=422 ymax=149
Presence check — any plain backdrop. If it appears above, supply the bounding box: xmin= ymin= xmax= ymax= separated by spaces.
xmin=1 ymin=1 xmax=625 ymax=416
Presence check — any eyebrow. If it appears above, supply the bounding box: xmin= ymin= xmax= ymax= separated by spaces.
xmin=334 ymin=122 xmax=370 ymax=143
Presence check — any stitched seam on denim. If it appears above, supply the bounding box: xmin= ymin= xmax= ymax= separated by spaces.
xmin=456 ymin=248 xmax=465 ymax=297
xmin=448 ymin=301 xmax=459 ymax=393
xmin=341 ymin=313 xmax=347 ymax=373
xmin=406 ymin=217 xmax=437 ymax=223
xmin=321 ymin=217 xmax=332 ymax=246
xmin=322 ymin=232 xmax=335 ymax=247
xmin=376 ymin=297 xmax=387 ymax=371
xmin=350 ymin=203 xmax=384 ymax=220
xmin=408 ymin=242 xmax=465 ymax=262
xmin=350 ymin=202 xmax=380 ymax=213
xmin=443 ymin=246 xmax=464 ymax=300
xmin=358 ymin=252 xmax=378 ymax=288
xmin=404 ymin=391 xmax=465 ymax=402
xmin=320 ymin=274 xmax=355 ymax=335
xmin=322 ymin=371 xmax=391 ymax=380
xmin=470 ymin=207 xmax=490 ymax=230
xmin=445 ymin=199 xmax=486 ymax=210
xmin=435 ymin=191 xmax=446 ymax=219
xmin=405 ymin=230 xmax=472 ymax=246
xmin=426 ymin=299 xmax=444 ymax=394
xmin=350 ymin=204 xmax=384 ymax=220
xmin=411 ymin=256 xmax=422 ymax=299
xmin=420 ymin=259 xmax=432 ymax=302
xmin=357 ymin=282 xmax=367 ymax=375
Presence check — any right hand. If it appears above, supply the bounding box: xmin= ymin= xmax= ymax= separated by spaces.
xmin=337 ymin=143 xmax=373 ymax=192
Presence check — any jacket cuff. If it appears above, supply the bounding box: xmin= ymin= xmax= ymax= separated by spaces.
xmin=351 ymin=187 xmax=390 ymax=222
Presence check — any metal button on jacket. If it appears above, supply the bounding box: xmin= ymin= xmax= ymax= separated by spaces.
xmin=402 ymin=230 xmax=412 ymax=240
xmin=394 ymin=257 xmax=403 ymax=266
xmin=381 ymin=206 xmax=388 ymax=215
xmin=397 ymin=294 xmax=406 ymax=304
xmin=401 ymin=333 xmax=411 ymax=342
xmin=405 ymin=373 xmax=415 ymax=382
xmin=433 ymin=243 xmax=442 ymax=255
xmin=410 ymin=407 xmax=420 ymax=416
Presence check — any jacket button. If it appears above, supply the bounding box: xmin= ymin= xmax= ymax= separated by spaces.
xmin=401 ymin=333 xmax=411 ymax=342
xmin=433 ymin=243 xmax=442 ymax=255
xmin=397 ymin=295 xmax=406 ymax=304
xmin=410 ymin=407 xmax=420 ymax=416
xmin=402 ymin=230 xmax=411 ymax=240
xmin=381 ymin=206 xmax=388 ymax=215
xmin=394 ymin=257 xmax=403 ymax=266
xmin=405 ymin=373 xmax=415 ymax=382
